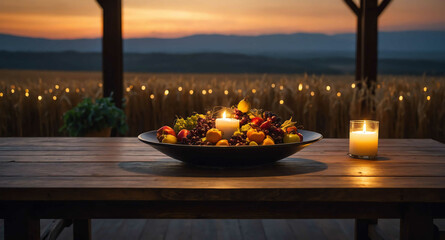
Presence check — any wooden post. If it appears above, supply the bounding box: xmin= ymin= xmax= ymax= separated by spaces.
xmin=73 ymin=219 xmax=92 ymax=240
xmin=4 ymin=208 xmax=40 ymax=240
xmin=96 ymin=0 xmax=123 ymax=108
xmin=400 ymin=204 xmax=434 ymax=240
xmin=344 ymin=0 xmax=391 ymax=85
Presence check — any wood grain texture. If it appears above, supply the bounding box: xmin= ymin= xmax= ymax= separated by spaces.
xmin=0 ymin=138 xmax=444 ymax=203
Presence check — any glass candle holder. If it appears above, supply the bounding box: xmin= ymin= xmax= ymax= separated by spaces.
xmin=349 ymin=120 xmax=379 ymax=159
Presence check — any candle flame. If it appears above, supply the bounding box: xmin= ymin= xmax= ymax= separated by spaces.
xmin=223 ymin=111 xmax=226 ymax=119
xmin=363 ymin=122 xmax=367 ymax=133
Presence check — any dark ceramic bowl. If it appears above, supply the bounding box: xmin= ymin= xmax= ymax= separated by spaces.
xmin=138 ymin=130 xmax=322 ymax=168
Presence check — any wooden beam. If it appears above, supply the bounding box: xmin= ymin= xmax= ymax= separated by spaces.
xmin=344 ymin=0 xmax=360 ymax=16
xmin=360 ymin=0 xmax=378 ymax=87
xmin=73 ymin=219 xmax=92 ymax=240
xmin=96 ymin=0 xmax=123 ymax=108
xmin=377 ymin=0 xmax=392 ymax=16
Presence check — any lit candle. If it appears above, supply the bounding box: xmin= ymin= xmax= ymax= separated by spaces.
xmin=215 ymin=111 xmax=239 ymax=139
xmin=349 ymin=120 xmax=379 ymax=159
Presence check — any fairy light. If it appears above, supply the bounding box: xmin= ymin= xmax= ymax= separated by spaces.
xmin=271 ymin=83 xmax=276 ymax=88
xmin=0 ymin=92 xmax=3 ymax=97
xmin=189 ymin=90 xmax=194 ymax=95
xmin=55 ymin=85 xmax=59 ymax=89
xmin=279 ymin=85 xmax=284 ymax=90
xmin=399 ymin=96 xmax=403 ymax=101
xmin=150 ymin=94 xmax=155 ymax=99
xmin=224 ymin=90 xmax=229 ymax=95
xmin=351 ymin=83 xmax=356 ymax=89
xmin=11 ymin=89 xmax=15 ymax=94
xmin=337 ymin=92 xmax=341 ymax=97
xmin=178 ymin=86 xmax=183 ymax=91
xmin=141 ymin=85 xmax=146 ymax=91
xmin=298 ymin=83 xmax=303 ymax=91
xmin=164 ymin=90 xmax=169 ymax=95
xmin=252 ymin=89 xmax=256 ymax=94
xmin=98 ymin=83 xmax=103 ymax=88
xmin=377 ymin=84 xmax=381 ymax=89
xmin=53 ymin=96 xmax=57 ymax=101
xmin=326 ymin=85 xmax=331 ymax=91
xmin=126 ymin=87 xmax=131 ymax=92
xmin=49 ymin=89 xmax=53 ymax=93
xmin=427 ymin=96 xmax=431 ymax=101
xmin=25 ymin=89 xmax=29 ymax=93
xmin=310 ymin=91 xmax=315 ymax=97
xmin=279 ymin=99 xmax=284 ymax=104
xmin=38 ymin=95 xmax=42 ymax=101
xmin=76 ymin=88 xmax=80 ymax=93
xmin=238 ymin=89 xmax=242 ymax=93
xmin=423 ymin=87 xmax=427 ymax=92
xmin=202 ymin=90 xmax=207 ymax=95
xmin=305 ymin=85 xmax=309 ymax=90
xmin=208 ymin=89 xmax=213 ymax=94
xmin=25 ymin=92 xmax=29 ymax=97
xmin=65 ymin=88 xmax=70 ymax=93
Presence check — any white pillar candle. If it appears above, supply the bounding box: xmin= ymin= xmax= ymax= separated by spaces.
xmin=349 ymin=120 xmax=379 ymax=158
xmin=215 ymin=111 xmax=239 ymax=139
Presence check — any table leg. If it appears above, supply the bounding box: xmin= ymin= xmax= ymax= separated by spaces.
xmin=4 ymin=210 xmax=40 ymax=240
xmin=354 ymin=219 xmax=377 ymax=240
xmin=400 ymin=203 xmax=434 ymax=240
xmin=73 ymin=219 xmax=92 ymax=240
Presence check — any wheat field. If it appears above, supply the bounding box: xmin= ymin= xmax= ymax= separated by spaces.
xmin=0 ymin=70 xmax=444 ymax=141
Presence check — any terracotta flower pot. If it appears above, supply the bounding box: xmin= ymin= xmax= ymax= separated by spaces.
xmin=84 ymin=128 xmax=112 ymax=137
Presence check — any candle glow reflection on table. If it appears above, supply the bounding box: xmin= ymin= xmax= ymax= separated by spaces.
xmin=215 ymin=111 xmax=239 ymax=139
xmin=349 ymin=120 xmax=379 ymax=159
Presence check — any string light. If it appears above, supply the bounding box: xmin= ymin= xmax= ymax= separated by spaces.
xmin=25 ymin=92 xmax=29 ymax=97
xmin=65 ymin=88 xmax=70 ymax=93
xmin=141 ymin=85 xmax=146 ymax=91
xmin=238 ymin=89 xmax=242 ymax=93
xmin=351 ymin=83 xmax=356 ymax=89
xmin=305 ymin=85 xmax=309 ymax=90
xmin=337 ymin=92 xmax=341 ymax=97
xmin=279 ymin=100 xmax=284 ymax=104
xmin=38 ymin=96 xmax=42 ymax=101
xmin=0 ymin=92 xmax=3 ymax=97
xmin=178 ymin=86 xmax=183 ymax=91
xmin=326 ymin=85 xmax=331 ymax=91
xmin=164 ymin=90 xmax=169 ymax=95
xmin=279 ymin=85 xmax=284 ymax=90
xmin=126 ymin=87 xmax=131 ymax=92
xmin=25 ymin=89 xmax=29 ymax=93
xmin=202 ymin=90 xmax=207 ymax=95
xmin=399 ymin=96 xmax=403 ymax=101
xmin=427 ymin=96 xmax=431 ymax=101
xmin=224 ymin=90 xmax=229 ymax=95
xmin=49 ymin=89 xmax=53 ymax=93
xmin=189 ymin=90 xmax=194 ymax=95
xmin=271 ymin=83 xmax=276 ymax=88
xmin=251 ymin=89 xmax=256 ymax=94
xmin=98 ymin=83 xmax=103 ymax=88
xmin=11 ymin=89 xmax=15 ymax=94
xmin=423 ymin=87 xmax=427 ymax=92
xmin=53 ymin=96 xmax=57 ymax=101
xmin=298 ymin=83 xmax=303 ymax=91
xmin=55 ymin=85 xmax=59 ymax=89
xmin=208 ymin=89 xmax=213 ymax=94
xmin=310 ymin=91 xmax=315 ymax=97
xmin=150 ymin=94 xmax=155 ymax=99
xmin=377 ymin=84 xmax=381 ymax=89
xmin=76 ymin=88 xmax=80 ymax=93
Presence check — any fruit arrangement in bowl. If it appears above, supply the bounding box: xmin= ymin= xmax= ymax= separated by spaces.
xmin=138 ymin=98 xmax=322 ymax=168
xmin=156 ymin=98 xmax=304 ymax=147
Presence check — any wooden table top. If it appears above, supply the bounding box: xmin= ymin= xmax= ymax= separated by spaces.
xmin=0 ymin=138 xmax=444 ymax=203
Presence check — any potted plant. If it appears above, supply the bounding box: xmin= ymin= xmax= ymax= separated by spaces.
xmin=60 ymin=97 xmax=128 ymax=137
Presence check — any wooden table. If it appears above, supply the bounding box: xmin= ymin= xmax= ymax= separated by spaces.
xmin=0 ymin=138 xmax=444 ymax=240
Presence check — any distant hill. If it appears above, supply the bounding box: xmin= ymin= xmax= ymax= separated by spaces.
xmin=0 ymin=31 xmax=444 ymax=59
xmin=1 ymin=51 xmax=443 ymax=75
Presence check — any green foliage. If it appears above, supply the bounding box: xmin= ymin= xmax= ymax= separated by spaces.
xmin=60 ymin=97 xmax=128 ymax=137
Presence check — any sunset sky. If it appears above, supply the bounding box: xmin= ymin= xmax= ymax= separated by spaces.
xmin=0 ymin=0 xmax=444 ymax=39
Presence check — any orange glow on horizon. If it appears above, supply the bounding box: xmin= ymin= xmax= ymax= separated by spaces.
xmin=0 ymin=0 xmax=443 ymax=39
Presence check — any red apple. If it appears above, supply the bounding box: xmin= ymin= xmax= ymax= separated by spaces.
xmin=296 ymin=132 xmax=303 ymax=142
xmin=250 ymin=117 xmax=264 ymax=126
xmin=260 ymin=120 xmax=272 ymax=130
xmin=286 ymin=126 xmax=298 ymax=134
xmin=177 ymin=129 xmax=191 ymax=142
xmin=157 ymin=126 xmax=176 ymax=141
